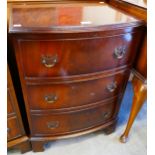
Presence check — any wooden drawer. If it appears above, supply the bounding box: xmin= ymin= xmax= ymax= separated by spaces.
xmin=18 ymin=33 xmax=141 ymax=77
xmin=31 ymin=100 xmax=115 ymax=136
xmin=7 ymin=117 xmax=22 ymax=141
xmin=27 ymin=70 xmax=129 ymax=110
xmin=7 ymin=88 xmax=15 ymax=115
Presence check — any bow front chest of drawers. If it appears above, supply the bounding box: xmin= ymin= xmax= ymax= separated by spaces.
xmin=8 ymin=1 xmax=145 ymax=152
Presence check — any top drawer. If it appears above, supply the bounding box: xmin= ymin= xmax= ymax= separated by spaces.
xmin=18 ymin=33 xmax=141 ymax=78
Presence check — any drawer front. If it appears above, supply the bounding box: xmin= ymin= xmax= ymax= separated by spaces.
xmin=7 ymin=117 xmax=22 ymax=141
xmin=19 ymin=33 xmax=140 ymax=77
xmin=31 ymin=100 xmax=115 ymax=136
xmin=7 ymin=88 xmax=15 ymax=115
xmin=27 ymin=70 xmax=129 ymax=110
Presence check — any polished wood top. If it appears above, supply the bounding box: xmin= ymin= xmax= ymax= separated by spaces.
xmin=8 ymin=2 xmax=143 ymax=33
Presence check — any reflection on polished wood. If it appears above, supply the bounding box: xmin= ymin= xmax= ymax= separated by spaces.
xmin=8 ymin=2 xmax=140 ymax=33
xmin=8 ymin=1 xmax=145 ymax=152
xmin=18 ymin=33 xmax=143 ymax=77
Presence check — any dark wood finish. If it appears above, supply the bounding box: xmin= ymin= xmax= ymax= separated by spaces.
xmin=108 ymin=0 xmax=147 ymax=78
xmin=31 ymin=99 xmax=116 ymax=136
xmin=107 ymin=0 xmax=147 ymax=142
xmin=7 ymin=117 xmax=22 ymax=141
xmin=7 ymin=66 xmax=31 ymax=153
xmin=27 ymin=70 xmax=129 ymax=110
xmin=8 ymin=136 xmax=31 ymax=154
xmin=8 ymin=2 xmax=144 ymax=33
xmin=120 ymin=73 xmax=146 ymax=143
xmin=31 ymin=141 xmax=45 ymax=152
xmin=108 ymin=0 xmax=147 ymax=80
xmin=134 ymin=34 xmax=147 ymax=78
xmin=30 ymin=119 xmax=117 ymax=152
xmin=15 ymin=33 xmax=142 ymax=78
xmin=7 ymin=90 xmax=15 ymax=114
xmin=8 ymin=2 xmax=145 ymax=152
xmin=103 ymin=120 xmax=117 ymax=135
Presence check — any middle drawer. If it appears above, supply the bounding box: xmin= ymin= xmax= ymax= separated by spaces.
xmin=27 ymin=70 xmax=129 ymax=110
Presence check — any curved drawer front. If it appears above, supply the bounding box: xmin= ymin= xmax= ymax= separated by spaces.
xmin=31 ymin=100 xmax=115 ymax=136
xmin=27 ymin=70 xmax=129 ymax=110
xmin=7 ymin=117 xmax=22 ymax=141
xmin=19 ymin=33 xmax=141 ymax=78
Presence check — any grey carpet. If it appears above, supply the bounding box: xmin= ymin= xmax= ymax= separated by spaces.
xmin=8 ymin=82 xmax=147 ymax=155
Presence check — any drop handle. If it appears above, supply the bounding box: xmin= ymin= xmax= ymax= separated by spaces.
xmin=102 ymin=112 xmax=110 ymax=119
xmin=44 ymin=94 xmax=58 ymax=104
xmin=47 ymin=121 xmax=59 ymax=129
xmin=106 ymin=82 xmax=117 ymax=92
xmin=113 ymin=46 xmax=126 ymax=59
xmin=41 ymin=54 xmax=58 ymax=68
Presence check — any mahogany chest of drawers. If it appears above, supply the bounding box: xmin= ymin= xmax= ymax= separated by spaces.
xmin=8 ymin=1 xmax=145 ymax=152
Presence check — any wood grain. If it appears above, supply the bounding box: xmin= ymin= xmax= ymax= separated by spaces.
xmin=8 ymin=1 xmax=145 ymax=152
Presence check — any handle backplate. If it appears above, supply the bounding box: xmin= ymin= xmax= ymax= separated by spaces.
xmin=107 ymin=82 xmax=117 ymax=92
xmin=44 ymin=94 xmax=58 ymax=104
xmin=47 ymin=121 xmax=59 ymax=129
xmin=102 ymin=112 xmax=110 ymax=119
xmin=41 ymin=54 xmax=58 ymax=68
xmin=114 ymin=46 xmax=126 ymax=59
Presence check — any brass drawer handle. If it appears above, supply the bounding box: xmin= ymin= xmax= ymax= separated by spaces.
xmin=41 ymin=54 xmax=58 ymax=68
xmin=107 ymin=82 xmax=117 ymax=92
xmin=102 ymin=112 xmax=110 ymax=119
xmin=114 ymin=46 xmax=126 ymax=59
xmin=47 ymin=121 xmax=59 ymax=129
xmin=44 ymin=94 xmax=58 ymax=104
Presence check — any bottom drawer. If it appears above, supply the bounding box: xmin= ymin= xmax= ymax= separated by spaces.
xmin=7 ymin=117 xmax=22 ymax=141
xmin=31 ymin=99 xmax=116 ymax=136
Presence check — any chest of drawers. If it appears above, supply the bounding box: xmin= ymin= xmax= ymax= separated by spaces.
xmin=7 ymin=65 xmax=31 ymax=153
xmin=8 ymin=1 xmax=145 ymax=152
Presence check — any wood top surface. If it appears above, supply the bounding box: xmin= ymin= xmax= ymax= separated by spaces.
xmin=8 ymin=1 xmax=144 ymax=33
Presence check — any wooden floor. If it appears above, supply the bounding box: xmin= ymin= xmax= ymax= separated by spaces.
xmin=8 ymin=82 xmax=147 ymax=155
